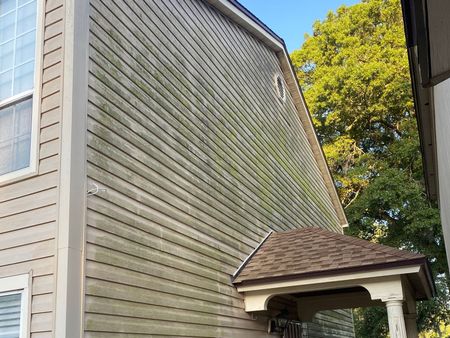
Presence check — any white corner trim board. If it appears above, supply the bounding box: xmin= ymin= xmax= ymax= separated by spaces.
xmin=54 ymin=0 xmax=89 ymax=337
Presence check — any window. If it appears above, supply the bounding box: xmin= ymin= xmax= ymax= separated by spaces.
xmin=0 ymin=0 xmax=39 ymax=180
xmin=0 ymin=274 xmax=30 ymax=338
xmin=274 ymin=74 xmax=286 ymax=102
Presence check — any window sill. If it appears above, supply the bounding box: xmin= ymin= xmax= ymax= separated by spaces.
xmin=0 ymin=164 xmax=38 ymax=187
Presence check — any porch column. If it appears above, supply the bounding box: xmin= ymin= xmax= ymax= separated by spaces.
xmin=404 ymin=313 xmax=419 ymax=338
xmin=404 ymin=289 xmax=419 ymax=338
xmin=385 ymin=300 xmax=407 ymax=338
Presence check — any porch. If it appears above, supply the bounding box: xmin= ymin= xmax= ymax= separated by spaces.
xmin=233 ymin=227 xmax=435 ymax=338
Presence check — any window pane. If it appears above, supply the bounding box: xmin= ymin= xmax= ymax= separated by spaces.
xmin=0 ymin=69 xmax=12 ymax=101
xmin=13 ymin=60 xmax=33 ymax=95
xmin=0 ymin=10 xmax=15 ymax=44
xmin=0 ymin=97 xmax=32 ymax=175
xmin=0 ymin=40 xmax=14 ymax=72
xmin=0 ymin=0 xmax=36 ymax=102
xmin=14 ymin=31 xmax=35 ymax=65
xmin=0 ymin=292 xmax=21 ymax=338
xmin=0 ymin=105 xmax=14 ymax=142
xmin=0 ymin=142 xmax=13 ymax=174
xmin=16 ymin=1 xmax=36 ymax=35
xmin=0 ymin=0 xmax=36 ymax=177
xmin=0 ymin=0 xmax=15 ymax=16
xmin=14 ymin=137 xmax=31 ymax=169
xmin=14 ymin=96 xmax=31 ymax=135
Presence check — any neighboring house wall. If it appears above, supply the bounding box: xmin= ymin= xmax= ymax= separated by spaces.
xmin=0 ymin=0 xmax=64 ymax=336
xmin=433 ymin=78 xmax=450 ymax=269
xmin=85 ymin=0 xmax=353 ymax=337
xmin=306 ymin=310 xmax=355 ymax=338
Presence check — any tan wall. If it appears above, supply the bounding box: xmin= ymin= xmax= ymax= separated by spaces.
xmin=85 ymin=0 xmax=352 ymax=336
xmin=434 ymin=78 xmax=450 ymax=271
xmin=0 ymin=0 xmax=64 ymax=336
xmin=427 ymin=0 xmax=450 ymax=81
xmin=307 ymin=310 xmax=355 ymax=337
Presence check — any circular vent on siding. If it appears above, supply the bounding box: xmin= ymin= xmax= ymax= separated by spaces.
xmin=275 ymin=74 xmax=286 ymax=102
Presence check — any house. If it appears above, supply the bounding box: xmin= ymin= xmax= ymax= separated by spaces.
xmin=400 ymin=0 xmax=450 ymax=272
xmin=0 ymin=0 xmax=433 ymax=337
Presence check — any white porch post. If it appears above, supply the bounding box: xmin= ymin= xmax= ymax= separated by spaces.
xmin=385 ymin=300 xmax=407 ymax=338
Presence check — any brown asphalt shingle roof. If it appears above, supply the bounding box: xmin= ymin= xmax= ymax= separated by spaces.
xmin=233 ymin=227 xmax=426 ymax=285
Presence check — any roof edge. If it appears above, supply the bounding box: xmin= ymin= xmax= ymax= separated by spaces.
xmin=406 ymin=47 xmax=438 ymax=200
xmin=232 ymin=231 xmax=273 ymax=281
xmin=400 ymin=0 xmax=438 ymax=201
xmin=204 ymin=0 xmax=284 ymax=52
xmin=423 ymin=259 xmax=437 ymax=297
xmin=277 ymin=49 xmax=348 ymax=229
xmin=233 ymin=257 xmax=429 ymax=286
xmin=226 ymin=0 xmax=284 ymax=45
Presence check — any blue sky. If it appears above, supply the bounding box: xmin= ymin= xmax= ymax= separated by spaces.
xmin=238 ymin=0 xmax=361 ymax=52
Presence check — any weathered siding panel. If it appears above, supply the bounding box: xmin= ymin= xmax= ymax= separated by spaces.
xmin=0 ymin=0 xmax=64 ymax=336
xmin=306 ymin=310 xmax=355 ymax=338
xmin=86 ymin=0 xmax=352 ymax=336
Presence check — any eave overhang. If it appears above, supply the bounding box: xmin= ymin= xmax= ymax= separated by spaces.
xmin=401 ymin=0 xmax=450 ymax=88
xmin=400 ymin=0 xmax=450 ymax=201
xmin=235 ymin=264 xmax=433 ymax=317
xmin=406 ymin=46 xmax=438 ymax=200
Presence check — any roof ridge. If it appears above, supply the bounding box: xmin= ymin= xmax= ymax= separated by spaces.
xmin=314 ymin=227 xmax=424 ymax=260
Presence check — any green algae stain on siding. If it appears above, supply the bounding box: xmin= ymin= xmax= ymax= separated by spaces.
xmin=85 ymin=0 xmax=350 ymax=336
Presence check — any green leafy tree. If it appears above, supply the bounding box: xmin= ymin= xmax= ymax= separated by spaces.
xmin=291 ymin=0 xmax=449 ymax=336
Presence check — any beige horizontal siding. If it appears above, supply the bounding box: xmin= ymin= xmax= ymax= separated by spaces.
xmin=306 ymin=310 xmax=355 ymax=337
xmin=86 ymin=0 xmax=351 ymax=337
xmin=0 ymin=0 xmax=64 ymax=336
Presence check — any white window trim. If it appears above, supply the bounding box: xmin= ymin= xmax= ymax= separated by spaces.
xmin=0 ymin=273 xmax=31 ymax=338
xmin=274 ymin=73 xmax=287 ymax=102
xmin=0 ymin=0 xmax=44 ymax=186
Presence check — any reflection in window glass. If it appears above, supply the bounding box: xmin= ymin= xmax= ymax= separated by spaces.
xmin=0 ymin=40 xmax=14 ymax=72
xmin=0 ymin=0 xmax=37 ymax=101
xmin=0 ymin=0 xmax=37 ymax=177
xmin=0 ymin=97 xmax=32 ymax=175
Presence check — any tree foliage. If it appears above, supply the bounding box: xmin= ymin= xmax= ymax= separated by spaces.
xmin=291 ymin=0 xmax=449 ymax=336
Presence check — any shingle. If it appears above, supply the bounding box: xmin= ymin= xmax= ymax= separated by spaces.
xmin=233 ymin=227 xmax=425 ymax=284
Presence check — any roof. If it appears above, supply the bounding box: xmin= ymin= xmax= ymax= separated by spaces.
xmin=233 ymin=227 xmax=428 ymax=285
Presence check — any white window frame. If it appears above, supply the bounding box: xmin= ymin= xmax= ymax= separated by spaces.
xmin=0 ymin=273 xmax=31 ymax=338
xmin=0 ymin=0 xmax=44 ymax=186
xmin=274 ymin=73 xmax=287 ymax=102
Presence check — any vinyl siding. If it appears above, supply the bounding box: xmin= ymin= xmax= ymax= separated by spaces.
xmin=0 ymin=0 xmax=64 ymax=337
xmin=86 ymin=0 xmax=353 ymax=336
xmin=306 ymin=310 xmax=355 ymax=338
xmin=434 ymin=78 xmax=450 ymax=272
